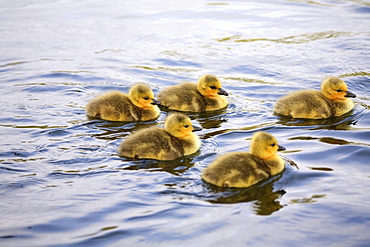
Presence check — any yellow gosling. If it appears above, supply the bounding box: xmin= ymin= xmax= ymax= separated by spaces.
xmin=274 ymin=77 xmax=356 ymax=119
xmin=202 ymin=131 xmax=286 ymax=188
xmin=118 ymin=113 xmax=202 ymax=160
xmin=157 ymin=74 xmax=228 ymax=112
xmin=85 ymin=84 xmax=160 ymax=121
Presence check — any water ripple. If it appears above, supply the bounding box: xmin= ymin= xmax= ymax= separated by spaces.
xmin=216 ymin=31 xmax=357 ymax=44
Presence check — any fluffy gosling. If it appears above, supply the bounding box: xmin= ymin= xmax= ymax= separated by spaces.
xmin=202 ymin=131 xmax=286 ymax=188
xmin=274 ymin=77 xmax=356 ymax=119
xmin=85 ymin=84 xmax=160 ymax=122
xmin=157 ymin=74 xmax=228 ymax=112
xmin=118 ymin=113 xmax=202 ymax=160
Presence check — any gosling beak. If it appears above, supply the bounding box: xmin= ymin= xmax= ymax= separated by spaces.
xmin=217 ymin=88 xmax=229 ymax=96
xmin=192 ymin=125 xmax=202 ymax=132
xmin=151 ymin=98 xmax=161 ymax=105
xmin=344 ymin=91 xmax=356 ymax=98
xmin=277 ymin=145 xmax=286 ymax=151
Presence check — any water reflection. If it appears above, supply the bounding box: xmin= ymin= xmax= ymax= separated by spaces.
xmin=307 ymin=167 xmax=333 ymax=171
xmin=275 ymin=111 xmax=357 ymax=130
xmin=204 ymin=174 xmax=285 ymax=216
xmin=159 ymin=107 xmax=228 ymax=129
xmin=119 ymin=155 xmax=199 ymax=176
xmin=290 ymin=194 xmax=326 ymax=204
xmin=216 ymin=31 xmax=354 ymax=44
xmin=83 ymin=119 xmax=158 ymax=140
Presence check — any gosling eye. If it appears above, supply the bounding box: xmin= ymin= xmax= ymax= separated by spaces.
xmin=336 ymin=89 xmax=342 ymax=92
xmin=210 ymin=86 xmax=217 ymax=90
xmin=184 ymin=125 xmax=189 ymax=128
xmin=271 ymin=143 xmax=276 ymax=147
xmin=143 ymin=97 xmax=150 ymax=100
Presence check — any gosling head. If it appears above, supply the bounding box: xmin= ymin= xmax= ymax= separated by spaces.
xmin=321 ymin=77 xmax=356 ymax=100
xmin=249 ymin=131 xmax=285 ymax=160
xmin=129 ymin=84 xmax=161 ymax=109
xmin=197 ymin=74 xmax=228 ymax=97
xmin=164 ymin=113 xmax=202 ymax=139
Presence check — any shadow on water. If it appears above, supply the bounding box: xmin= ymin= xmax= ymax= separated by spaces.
xmin=203 ymin=174 xmax=286 ymax=216
xmin=275 ymin=110 xmax=359 ymax=130
xmin=82 ymin=119 xmax=159 ymax=140
xmin=288 ymin=135 xmax=370 ymax=147
xmin=118 ymin=153 xmax=200 ymax=176
xmin=159 ymin=106 xmax=229 ymax=129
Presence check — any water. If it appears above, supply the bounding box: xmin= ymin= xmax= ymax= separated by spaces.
xmin=1 ymin=0 xmax=370 ymax=246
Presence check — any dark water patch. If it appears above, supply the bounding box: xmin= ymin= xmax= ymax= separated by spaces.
xmin=197 ymin=163 xmax=300 ymax=208
xmin=63 ymin=87 xmax=87 ymax=95
xmin=119 ymin=154 xmax=199 ymax=176
xmin=160 ymin=107 xmax=228 ymax=130
xmin=0 ymin=150 xmax=33 ymax=159
xmin=83 ymin=119 xmax=159 ymax=129
xmin=354 ymin=6 xmax=370 ymax=13
xmin=289 ymin=135 xmax=370 ymax=147
xmin=0 ymin=233 xmax=33 ymax=244
xmin=203 ymin=175 xmax=286 ymax=215
xmin=307 ymin=166 xmax=334 ymax=171
xmin=40 ymin=128 xmax=71 ymax=137
xmin=84 ymin=119 xmax=159 ymax=140
xmin=75 ymin=146 xmax=102 ymax=152
xmin=275 ymin=111 xmax=358 ymax=130
xmin=0 ymin=166 xmax=28 ymax=173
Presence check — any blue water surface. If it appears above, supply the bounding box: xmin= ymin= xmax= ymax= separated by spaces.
xmin=1 ymin=0 xmax=370 ymax=246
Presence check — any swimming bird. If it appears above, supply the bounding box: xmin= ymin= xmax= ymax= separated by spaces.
xmin=118 ymin=113 xmax=202 ymax=160
xmin=274 ymin=77 xmax=356 ymax=119
xmin=85 ymin=84 xmax=161 ymax=121
xmin=202 ymin=131 xmax=286 ymax=188
xmin=157 ymin=74 xmax=228 ymax=112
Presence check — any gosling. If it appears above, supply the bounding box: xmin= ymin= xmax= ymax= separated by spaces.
xmin=157 ymin=74 xmax=228 ymax=112
xmin=274 ymin=77 xmax=356 ymax=119
xmin=85 ymin=84 xmax=161 ymax=122
xmin=118 ymin=113 xmax=202 ymax=160
xmin=202 ymin=131 xmax=286 ymax=188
